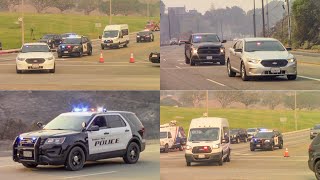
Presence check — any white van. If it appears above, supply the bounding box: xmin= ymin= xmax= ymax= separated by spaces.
xmin=100 ymin=24 xmax=129 ymax=49
xmin=185 ymin=117 xmax=231 ymax=166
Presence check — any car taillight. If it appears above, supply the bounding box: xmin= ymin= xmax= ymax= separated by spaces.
xmin=67 ymin=45 xmax=71 ymax=48
xmin=204 ymin=146 xmax=208 ymax=150
xmin=138 ymin=127 xmax=145 ymax=138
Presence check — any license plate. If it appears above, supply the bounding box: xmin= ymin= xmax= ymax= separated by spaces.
xmin=106 ymin=44 xmax=110 ymax=46
xmin=206 ymin=56 xmax=213 ymax=60
xmin=256 ymin=144 xmax=260 ymax=147
xmin=32 ymin=64 xmax=40 ymax=69
xmin=23 ymin=151 xmax=32 ymax=157
xmin=271 ymin=68 xmax=281 ymax=73
xmin=198 ymin=154 xmax=205 ymax=158
xmin=64 ymin=51 xmax=68 ymax=53
xmin=152 ymin=55 xmax=158 ymax=58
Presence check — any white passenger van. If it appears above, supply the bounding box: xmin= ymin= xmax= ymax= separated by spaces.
xmin=185 ymin=117 xmax=231 ymax=166
xmin=100 ymin=24 xmax=129 ymax=49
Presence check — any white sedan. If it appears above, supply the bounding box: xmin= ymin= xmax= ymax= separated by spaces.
xmin=16 ymin=43 xmax=55 ymax=73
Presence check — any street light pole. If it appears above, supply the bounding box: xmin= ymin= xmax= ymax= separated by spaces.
xmin=286 ymin=0 xmax=292 ymax=47
xmin=109 ymin=0 xmax=112 ymax=25
xmin=253 ymin=0 xmax=256 ymax=37
xmin=262 ymin=0 xmax=266 ymax=37
xmin=21 ymin=0 xmax=25 ymax=45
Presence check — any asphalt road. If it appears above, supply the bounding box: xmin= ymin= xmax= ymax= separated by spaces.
xmin=161 ymin=43 xmax=320 ymax=90
xmin=0 ymin=32 xmax=160 ymax=90
xmin=160 ymin=130 xmax=315 ymax=180
xmin=0 ymin=144 xmax=159 ymax=180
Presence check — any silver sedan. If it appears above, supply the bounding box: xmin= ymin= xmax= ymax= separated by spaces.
xmin=227 ymin=38 xmax=297 ymax=81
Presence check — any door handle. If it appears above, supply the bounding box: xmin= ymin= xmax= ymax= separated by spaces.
xmin=125 ymin=130 xmax=130 ymax=132
xmin=104 ymin=132 xmax=109 ymax=135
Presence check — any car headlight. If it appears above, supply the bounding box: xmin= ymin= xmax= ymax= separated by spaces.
xmin=288 ymin=58 xmax=296 ymax=63
xmin=212 ymin=144 xmax=220 ymax=149
xmin=248 ymin=58 xmax=261 ymax=64
xmin=137 ymin=36 xmax=140 ymax=37
xmin=264 ymin=140 xmax=270 ymax=143
xmin=45 ymin=137 xmax=66 ymax=144
xmin=220 ymin=48 xmax=225 ymax=54
xmin=17 ymin=57 xmax=25 ymax=61
xmin=47 ymin=56 xmax=54 ymax=60
xmin=192 ymin=48 xmax=198 ymax=54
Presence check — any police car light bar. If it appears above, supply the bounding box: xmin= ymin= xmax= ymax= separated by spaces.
xmin=72 ymin=107 xmax=107 ymax=113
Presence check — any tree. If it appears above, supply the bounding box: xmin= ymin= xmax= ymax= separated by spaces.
xmin=160 ymin=97 xmax=180 ymax=107
xmin=52 ymin=0 xmax=75 ymax=12
xmin=296 ymin=92 xmax=320 ymax=110
xmin=78 ymin=0 xmax=99 ymax=15
xmin=0 ymin=0 xmax=20 ymax=11
xmin=236 ymin=92 xmax=260 ymax=109
xmin=30 ymin=0 xmax=51 ymax=13
xmin=212 ymin=91 xmax=239 ymax=108
xmin=178 ymin=91 xmax=206 ymax=107
xmin=261 ymin=92 xmax=283 ymax=110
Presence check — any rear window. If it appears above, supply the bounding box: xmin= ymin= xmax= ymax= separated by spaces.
xmin=120 ymin=113 xmax=143 ymax=128
xmin=312 ymin=134 xmax=320 ymax=146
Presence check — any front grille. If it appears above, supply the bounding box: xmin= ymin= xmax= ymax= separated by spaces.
xmin=192 ymin=146 xmax=212 ymax=153
xmin=261 ymin=59 xmax=288 ymax=67
xmin=197 ymin=47 xmax=220 ymax=54
xmin=26 ymin=58 xmax=45 ymax=64
xmin=19 ymin=138 xmax=37 ymax=147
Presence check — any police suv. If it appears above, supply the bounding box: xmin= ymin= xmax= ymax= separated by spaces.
xmin=250 ymin=129 xmax=283 ymax=151
xmin=13 ymin=108 xmax=146 ymax=171
xmin=57 ymin=35 xmax=93 ymax=58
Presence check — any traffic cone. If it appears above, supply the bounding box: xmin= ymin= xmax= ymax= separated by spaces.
xmin=99 ymin=51 xmax=104 ymax=63
xmin=284 ymin=148 xmax=290 ymax=157
xmin=129 ymin=52 xmax=135 ymax=63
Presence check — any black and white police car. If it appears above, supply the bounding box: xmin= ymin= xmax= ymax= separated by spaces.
xmin=250 ymin=129 xmax=283 ymax=151
xmin=13 ymin=107 xmax=146 ymax=171
xmin=57 ymin=35 xmax=93 ymax=58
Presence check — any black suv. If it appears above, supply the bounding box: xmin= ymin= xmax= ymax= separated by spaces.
xmin=13 ymin=110 xmax=146 ymax=171
xmin=57 ymin=36 xmax=93 ymax=58
xmin=149 ymin=52 xmax=160 ymax=63
xmin=308 ymin=134 xmax=320 ymax=179
xmin=182 ymin=33 xmax=226 ymax=66
xmin=230 ymin=128 xmax=248 ymax=143
xmin=250 ymin=130 xmax=283 ymax=151
xmin=39 ymin=34 xmax=63 ymax=49
xmin=136 ymin=31 xmax=154 ymax=42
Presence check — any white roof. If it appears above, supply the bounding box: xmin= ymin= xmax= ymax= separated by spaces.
xmin=23 ymin=43 xmax=48 ymax=46
xmin=190 ymin=117 xmax=229 ymax=128
xmin=243 ymin=37 xmax=279 ymax=42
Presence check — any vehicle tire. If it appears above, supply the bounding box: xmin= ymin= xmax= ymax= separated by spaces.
xmin=123 ymin=142 xmax=140 ymax=164
xmin=58 ymin=54 xmax=62 ymax=58
xmin=218 ymin=153 xmax=223 ymax=166
xmin=64 ymin=146 xmax=85 ymax=171
xmin=287 ymin=75 xmax=297 ymax=80
xmin=186 ymin=162 xmax=191 ymax=166
xmin=49 ymin=66 xmax=55 ymax=73
xmin=22 ymin=162 xmax=38 ymax=168
xmin=240 ymin=62 xmax=249 ymax=81
xmin=225 ymin=149 xmax=231 ymax=162
xmin=314 ymin=160 xmax=320 ymax=180
xmin=117 ymin=42 xmax=121 ymax=49
xmin=101 ymin=45 xmax=105 ymax=50
xmin=16 ymin=67 xmax=22 ymax=74
xmin=164 ymin=144 xmax=169 ymax=153
xmin=185 ymin=55 xmax=190 ymax=64
xmin=244 ymin=137 xmax=248 ymax=143
xmin=227 ymin=60 xmax=236 ymax=77
xmin=190 ymin=58 xmax=195 ymax=66
xmin=78 ymin=51 xmax=83 ymax=57
xmin=123 ymin=42 xmax=128 ymax=47
xmin=87 ymin=48 xmax=92 ymax=56
xmin=250 ymin=147 xmax=255 ymax=151
xmin=220 ymin=60 xmax=225 ymax=65
xmin=270 ymin=144 xmax=274 ymax=151
xmin=279 ymin=142 xmax=283 ymax=149
xmin=237 ymin=138 xmax=240 ymax=144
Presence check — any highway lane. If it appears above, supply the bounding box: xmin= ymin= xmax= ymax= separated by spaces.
xmin=0 ymin=144 xmax=159 ymax=180
xmin=160 ymin=44 xmax=320 ymax=90
xmin=160 ymin=130 xmax=315 ymax=180
xmin=0 ymin=32 xmax=160 ymax=90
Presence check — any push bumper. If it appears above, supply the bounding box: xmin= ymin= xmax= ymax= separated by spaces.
xmin=250 ymin=142 xmax=272 ymax=150
xmin=191 ymin=53 xmax=225 ymax=63
xmin=185 ymin=152 xmax=222 ymax=163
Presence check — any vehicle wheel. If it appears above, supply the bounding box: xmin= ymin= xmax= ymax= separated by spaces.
xmin=123 ymin=43 xmax=128 ymax=47
xmin=16 ymin=67 xmax=22 ymax=74
xmin=218 ymin=153 xmax=223 ymax=166
xmin=22 ymin=162 xmax=38 ymax=168
xmin=179 ymin=145 xmax=184 ymax=151
xmin=225 ymin=149 xmax=231 ymax=162
xmin=244 ymin=138 xmax=248 ymax=143
xmin=227 ymin=60 xmax=236 ymax=77
xmin=287 ymin=75 xmax=297 ymax=80
xmin=58 ymin=54 xmax=62 ymax=58
xmin=49 ymin=66 xmax=55 ymax=73
xmin=190 ymin=58 xmax=195 ymax=66
xmin=237 ymin=138 xmax=240 ymax=144
xmin=87 ymin=48 xmax=92 ymax=56
xmin=101 ymin=45 xmax=105 ymax=50
xmin=314 ymin=160 xmax=320 ymax=180
xmin=118 ymin=43 xmax=121 ymax=49
xmin=279 ymin=142 xmax=283 ymax=149
xmin=220 ymin=60 xmax=225 ymax=65
xmin=123 ymin=142 xmax=140 ymax=164
xmin=186 ymin=162 xmax=191 ymax=166
xmin=185 ymin=55 xmax=190 ymax=64
xmin=270 ymin=144 xmax=274 ymax=151
xmin=240 ymin=62 xmax=249 ymax=81
xmin=164 ymin=144 xmax=169 ymax=153
xmin=78 ymin=51 xmax=83 ymax=57
xmin=250 ymin=147 xmax=255 ymax=151
xmin=65 ymin=146 xmax=85 ymax=171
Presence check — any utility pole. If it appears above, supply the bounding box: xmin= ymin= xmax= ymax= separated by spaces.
xmin=294 ymin=91 xmax=297 ymax=131
xmin=286 ymin=0 xmax=292 ymax=47
xmin=21 ymin=0 xmax=25 ymax=45
xmin=220 ymin=20 xmax=223 ymax=40
xmin=109 ymin=0 xmax=112 ymax=25
xmin=262 ymin=0 xmax=266 ymax=37
xmin=147 ymin=0 xmax=150 ymax=20
xmin=266 ymin=0 xmax=270 ymax=36
xmin=253 ymin=0 xmax=256 ymax=37
xmin=168 ymin=9 xmax=171 ymax=40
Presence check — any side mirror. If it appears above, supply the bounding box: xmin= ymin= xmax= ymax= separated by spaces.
xmin=36 ymin=122 xmax=43 ymax=128
xmin=235 ymin=49 xmax=242 ymax=53
xmin=286 ymin=47 xmax=292 ymax=51
xmin=222 ymin=40 xmax=227 ymax=43
xmin=88 ymin=125 xmax=100 ymax=131
xmin=99 ymin=36 xmax=102 ymax=39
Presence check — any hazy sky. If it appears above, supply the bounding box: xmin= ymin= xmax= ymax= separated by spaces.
xmin=162 ymin=0 xmax=272 ymax=13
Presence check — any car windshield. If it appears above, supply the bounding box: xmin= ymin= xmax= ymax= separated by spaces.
xmin=103 ymin=30 xmax=119 ymax=38
xmin=188 ymin=128 xmax=219 ymax=141
xmin=247 ymin=128 xmax=256 ymax=132
xmin=138 ymin=31 xmax=151 ymax=36
xmin=41 ymin=35 xmax=55 ymax=39
xmin=21 ymin=45 xmax=50 ymax=53
xmin=192 ymin=34 xmax=220 ymax=43
xmin=44 ymin=114 xmax=92 ymax=131
xmin=313 ymin=125 xmax=320 ymax=129
xmin=63 ymin=38 xmax=81 ymax=44
xmin=61 ymin=33 xmax=76 ymax=38
xmin=245 ymin=41 xmax=285 ymax=52
xmin=160 ymin=132 xmax=167 ymax=138
xmin=254 ymin=132 xmax=274 ymax=138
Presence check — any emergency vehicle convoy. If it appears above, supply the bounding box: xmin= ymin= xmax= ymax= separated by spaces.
xmin=249 ymin=129 xmax=283 ymax=151
xmin=12 ymin=108 xmax=146 ymax=171
xmin=160 ymin=121 xmax=187 ymax=153
xmin=184 ymin=117 xmax=231 ymax=166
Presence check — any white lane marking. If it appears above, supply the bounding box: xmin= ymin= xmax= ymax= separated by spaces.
xmin=298 ymin=75 xmax=320 ymax=82
xmin=60 ymin=171 xmax=117 ymax=179
xmin=176 ymin=66 xmax=182 ymax=69
xmin=179 ymin=63 xmax=184 ymax=65
xmin=206 ymin=78 xmax=226 ymax=87
xmin=0 ymin=165 xmax=17 ymax=168
xmin=163 ymin=59 xmax=166 ymax=61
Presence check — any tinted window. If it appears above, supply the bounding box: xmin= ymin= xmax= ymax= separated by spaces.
xmin=138 ymin=31 xmax=151 ymax=35
xmin=255 ymin=132 xmax=274 ymax=138
xmin=120 ymin=113 xmax=143 ymax=128
xmin=42 ymin=34 xmax=55 ymax=39
xmin=44 ymin=114 xmax=92 ymax=131
xmin=192 ymin=34 xmax=220 ymax=43
xmin=63 ymin=38 xmax=81 ymax=44
xmin=247 ymin=128 xmax=256 ymax=132
xmin=92 ymin=116 xmax=107 ymax=128
xmin=103 ymin=30 xmax=119 ymax=38
xmin=122 ymin=29 xmax=129 ymax=36
xmin=106 ymin=115 xmax=126 ymax=128
xmin=188 ymin=128 xmax=219 ymax=141
xmin=245 ymin=41 xmax=285 ymax=52
xmin=21 ymin=45 xmax=50 ymax=53
xmin=314 ymin=125 xmax=320 ymax=129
